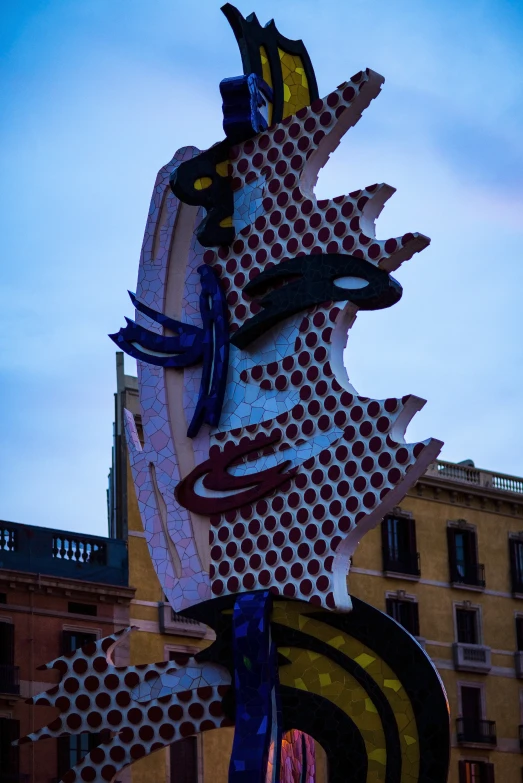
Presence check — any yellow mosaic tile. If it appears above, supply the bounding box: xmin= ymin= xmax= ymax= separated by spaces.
xmin=259 ymin=45 xmax=273 ymax=125
xmin=272 ymin=601 xmax=420 ymax=783
xmin=278 ymin=48 xmax=310 ymax=118
xmin=279 ymin=646 xmax=386 ymax=782
xmin=194 ymin=177 xmax=212 ymax=190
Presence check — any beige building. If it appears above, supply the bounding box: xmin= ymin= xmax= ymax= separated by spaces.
xmin=351 ymin=459 xmax=523 ymax=783
xmin=110 ymin=353 xmax=523 ymax=783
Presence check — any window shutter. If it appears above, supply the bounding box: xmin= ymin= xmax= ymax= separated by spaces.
xmin=483 ymin=762 xmax=495 ymax=783
xmin=509 ymin=538 xmax=519 ymax=592
xmin=411 ymin=602 xmax=420 ymax=637
xmin=381 ymin=519 xmax=390 ymax=570
xmin=466 ymin=530 xmax=478 ymax=567
xmin=458 ymin=761 xmax=467 ymax=783
xmin=447 ymin=528 xmax=457 ymax=581
xmin=407 ymin=518 xmax=417 ymax=556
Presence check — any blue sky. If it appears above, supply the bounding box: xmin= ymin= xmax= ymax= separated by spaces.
xmin=1 ymin=0 xmax=523 ymax=536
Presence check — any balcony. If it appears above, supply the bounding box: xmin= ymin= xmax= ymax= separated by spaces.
xmin=425 ymin=459 xmax=523 ymax=496
xmin=383 ymin=551 xmax=421 ymax=578
xmin=450 ymin=563 xmax=485 ymax=589
xmin=0 ymin=520 xmax=127 ymax=586
xmin=0 ymin=664 xmax=20 ymax=695
xmin=158 ymin=603 xmax=207 ymax=638
xmin=453 ymin=643 xmax=492 ymax=674
xmin=456 ymin=718 xmax=497 ymax=746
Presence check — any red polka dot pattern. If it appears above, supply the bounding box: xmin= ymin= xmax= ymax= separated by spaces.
xmin=204 ymin=70 xmax=437 ymax=611
xmin=205 ymin=69 xmax=429 ymax=337
xmin=20 ymin=629 xmax=232 ymax=782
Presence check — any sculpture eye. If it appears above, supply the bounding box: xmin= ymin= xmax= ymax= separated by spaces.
xmin=333 ymin=276 xmax=369 ymax=290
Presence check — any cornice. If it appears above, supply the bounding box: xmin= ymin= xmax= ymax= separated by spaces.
xmin=0 ymin=568 xmax=135 ymax=602
xmin=409 ymin=476 xmax=523 ymax=518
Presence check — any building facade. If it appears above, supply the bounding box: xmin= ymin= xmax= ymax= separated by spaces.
xmin=351 ymin=459 xmax=523 ymax=783
xmin=110 ymin=354 xmax=523 ymax=783
xmin=0 ymin=520 xmax=133 ymax=783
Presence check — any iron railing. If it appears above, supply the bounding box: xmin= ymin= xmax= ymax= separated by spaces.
xmin=0 ymin=664 xmax=20 ymax=695
xmin=383 ymin=551 xmax=421 ymax=577
xmin=456 ymin=718 xmax=496 ymax=745
xmin=450 ymin=562 xmax=485 ymax=588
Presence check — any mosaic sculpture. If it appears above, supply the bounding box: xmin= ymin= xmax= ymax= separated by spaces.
xmin=19 ymin=6 xmax=451 ymax=782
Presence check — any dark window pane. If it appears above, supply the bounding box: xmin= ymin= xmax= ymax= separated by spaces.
xmin=68 ymin=602 xmax=97 ymax=616
xmin=62 ymin=630 xmax=97 ymax=654
xmin=0 ymin=593 xmax=6 ymax=604
xmin=57 ymin=733 xmax=100 ymax=778
xmin=171 ymin=736 xmax=198 ymax=783
xmin=461 ymin=686 xmax=482 ymax=721
xmin=0 ymin=621 xmax=15 ymax=666
xmin=0 ymin=718 xmax=19 ymax=776
xmin=382 ymin=516 xmax=419 ymax=574
xmin=456 ymin=609 xmax=478 ymax=644
xmin=386 ymin=599 xmax=419 ymax=636
xmin=510 ymin=539 xmax=523 ymax=592
xmin=516 ymin=618 xmax=523 ymax=651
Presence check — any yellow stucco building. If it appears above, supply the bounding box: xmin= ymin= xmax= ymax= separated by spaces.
xmin=109 ymin=353 xmax=523 ymax=783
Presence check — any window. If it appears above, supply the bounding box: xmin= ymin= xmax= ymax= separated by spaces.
xmin=516 ymin=617 xmax=523 ymax=652
xmin=381 ymin=515 xmax=420 ymax=576
xmin=68 ymin=602 xmax=97 ymax=617
xmin=0 ymin=717 xmax=19 ymax=779
xmin=386 ymin=597 xmax=420 ymax=637
xmin=170 ymin=736 xmax=198 ymax=783
xmin=458 ymin=760 xmax=494 ymax=783
xmin=510 ymin=539 xmax=523 ymax=593
xmin=0 ymin=593 xmax=6 ymax=604
xmin=57 ymin=734 xmax=100 ymax=778
xmin=62 ymin=630 xmax=97 ymax=655
xmin=448 ymin=527 xmax=485 ymax=587
xmin=0 ymin=621 xmax=18 ymax=695
xmin=456 ymin=608 xmax=479 ymax=644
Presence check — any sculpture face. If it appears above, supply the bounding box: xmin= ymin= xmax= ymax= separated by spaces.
xmin=111 ymin=66 xmax=442 ymax=614
xmin=23 ymin=8 xmax=450 ymax=783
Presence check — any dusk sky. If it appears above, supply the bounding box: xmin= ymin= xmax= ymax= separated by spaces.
xmin=2 ymin=0 xmax=523 ymax=537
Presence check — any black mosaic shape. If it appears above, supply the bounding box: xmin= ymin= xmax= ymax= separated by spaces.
xmin=309 ymin=597 xmax=451 ymax=783
xmin=184 ymin=593 xmax=450 ymax=783
xmin=231 ymin=254 xmax=403 ymax=349
xmin=271 ymin=622 xmax=401 ymax=783
xmin=109 ymin=267 xmax=229 ymax=437
xmin=221 ymin=3 xmax=319 ymax=124
xmin=221 ymin=73 xmax=274 ymax=144
xmin=187 ymin=264 xmax=230 ymax=437
xmin=280 ymin=686 xmax=367 ymax=783
xmin=170 ymin=139 xmax=234 ymax=248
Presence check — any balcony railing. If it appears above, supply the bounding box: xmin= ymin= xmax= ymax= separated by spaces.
xmin=426 ymin=460 xmax=523 ymax=495
xmin=0 ymin=520 xmax=127 ymax=586
xmin=453 ymin=643 xmax=491 ymax=673
xmin=0 ymin=664 xmax=20 ymax=695
xmin=383 ymin=551 xmax=421 ymax=577
xmin=456 ymin=718 xmax=497 ymax=745
xmin=450 ymin=563 xmax=485 ymax=588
